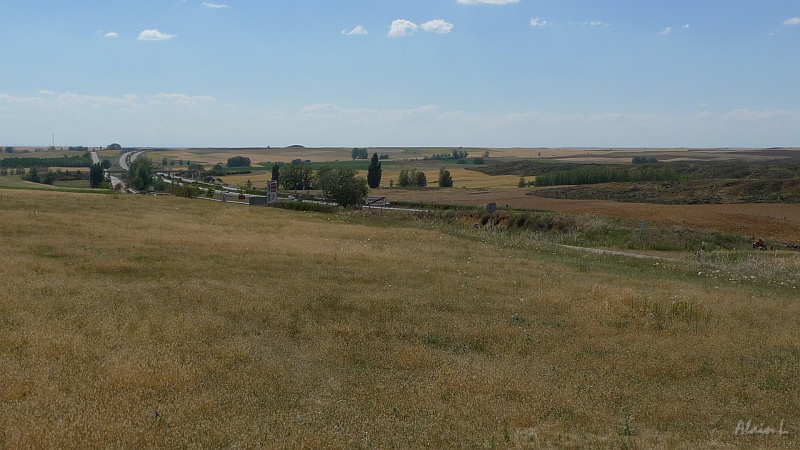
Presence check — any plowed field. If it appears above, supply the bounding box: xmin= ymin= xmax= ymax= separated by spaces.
xmin=387 ymin=188 xmax=800 ymax=243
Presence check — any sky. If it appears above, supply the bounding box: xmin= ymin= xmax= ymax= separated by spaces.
xmin=1 ymin=0 xmax=799 ymax=148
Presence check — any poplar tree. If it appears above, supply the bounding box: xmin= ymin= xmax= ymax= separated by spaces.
xmin=367 ymin=153 xmax=382 ymax=189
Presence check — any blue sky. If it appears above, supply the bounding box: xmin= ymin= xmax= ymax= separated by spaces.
xmin=1 ymin=0 xmax=799 ymax=148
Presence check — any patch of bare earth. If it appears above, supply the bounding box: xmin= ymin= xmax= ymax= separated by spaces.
xmin=384 ymin=188 xmax=800 ymax=243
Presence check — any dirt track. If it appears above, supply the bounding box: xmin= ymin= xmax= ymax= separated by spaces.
xmin=387 ymin=189 xmax=800 ymax=244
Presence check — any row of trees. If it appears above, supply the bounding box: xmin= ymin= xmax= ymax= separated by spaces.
xmin=534 ymin=166 xmax=680 ymax=187
xmin=0 ymin=153 xmax=93 ymax=168
xmin=397 ymin=169 xmax=427 ymax=187
xmin=351 ymin=148 xmax=369 ymax=160
xmin=426 ymin=149 xmax=471 ymax=160
xmin=22 ymin=167 xmax=57 ymax=185
xmin=395 ymin=168 xmax=454 ymax=188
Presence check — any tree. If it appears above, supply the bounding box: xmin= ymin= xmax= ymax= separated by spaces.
xmin=127 ymin=156 xmax=153 ymax=191
xmin=438 ymin=168 xmax=453 ymax=188
xmin=89 ymin=163 xmax=105 ymax=188
xmin=227 ymin=156 xmax=251 ymax=168
xmin=107 ymin=143 xmax=122 ymax=150
xmin=398 ymin=169 xmax=411 ymax=187
xmin=42 ymin=171 xmax=56 ymax=185
xmin=4 ymin=147 xmax=13 ymax=153
xmin=351 ymin=148 xmax=368 ymax=160
xmin=518 ymin=177 xmax=527 ymax=188
xmin=24 ymin=167 xmax=41 ymax=183
xmin=317 ymin=168 xmax=369 ymax=208
xmin=279 ymin=164 xmax=313 ymax=191
xmin=101 ymin=159 xmax=112 ymax=170
xmin=271 ymin=164 xmax=280 ymax=182
xmin=367 ymin=153 xmax=382 ymax=189
xmin=415 ymin=170 xmax=427 ymax=187
xmin=162 ymin=157 xmax=168 ymax=166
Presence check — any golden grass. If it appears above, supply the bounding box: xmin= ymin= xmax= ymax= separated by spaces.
xmin=1 ymin=190 xmax=799 ymax=448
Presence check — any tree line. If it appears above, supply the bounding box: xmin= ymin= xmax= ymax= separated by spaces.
xmin=534 ymin=166 xmax=680 ymax=187
xmin=0 ymin=153 xmax=93 ymax=168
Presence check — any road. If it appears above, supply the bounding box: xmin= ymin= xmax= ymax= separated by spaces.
xmin=90 ymin=150 xmax=144 ymax=191
xmin=118 ymin=151 xmax=145 ymax=171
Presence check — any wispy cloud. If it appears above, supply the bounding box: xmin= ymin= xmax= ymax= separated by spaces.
xmin=389 ymin=19 xmax=419 ymax=37
xmin=457 ymin=0 xmax=519 ymax=4
xmin=56 ymin=92 xmax=140 ymax=108
xmin=0 ymin=93 xmax=44 ymax=105
xmin=203 ymin=2 xmax=229 ymax=8
xmin=568 ymin=21 xmax=609 ymax=27
xmin=151 ymin=93 xmax=216 ymax=105
xmin=104 ymin=31 xmax=119 ymax=38
xmin=342 ymin=25 xmax=368 ymax=36
xmin=2 ymin=91 xmax=216 ymax=109
xmin=660 ymin=24 xmax=689 ymax=35
xmin=784 ymin=18 xmax=800 ymax=25
xmin=138 ymin=29 xmax=175 ymax=41
xmin=421 ymin=20 xmax=454 ymax=34
xmin=723 ymin=108 xmax=796 ymax=121
xmin=530 ymin=18 xmax=551 ymax=27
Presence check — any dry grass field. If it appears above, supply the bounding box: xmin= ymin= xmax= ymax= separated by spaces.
xmin=1 ymin=189 xmax=798 ymax=448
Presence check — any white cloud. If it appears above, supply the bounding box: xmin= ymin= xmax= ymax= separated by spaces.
xmin=784 ymin=18 xmax=800 ymax=25
xmin=723 ymin=108 xmax=796 ymax=121
xmin=659 ymin=26 xmax=673 ymax=35
xmin=342 ymin=25 xmax=368 ymax=36
xmin=457 ymin=0 xmax=519 ymax=4
xmin=300 ymin=103 xmax=439 ymax=119
xmin=39 ymin=90 xmax=55 ymax=95
xmin=137 ymin=29 xmax=175 ymax=41
xmin=388 ymin=19 xmax=419 ymax=37
xmin=530 ymin=18 xmax=551 ymax=27
xmin=151 ymin=93 xmax=216 ymax=104
xmin=203 ymin=2 xmax=229 ymax=8
xmin=421 ymin=20 xmax=454 ymax=34
xmin=56 ymin=92 xmax=140 ymax=108
xmin=682 ymin=24 xmax=690 ymax=30
xmin=570 ymin=21 xmax=610 ymax=27
xmin=0 ymin=93 xmax=44 ymax=105
xmin=104 ymin=31 xmax=119 ymax=38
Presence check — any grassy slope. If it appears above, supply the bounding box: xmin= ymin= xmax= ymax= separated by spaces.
xmin=0 ymin=191 xmax=798 ymax=448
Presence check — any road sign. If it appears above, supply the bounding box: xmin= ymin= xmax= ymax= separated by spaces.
xmin=366 ymin=196 xmax=388 ymax=207
xmin=266 ymin=180 xmax=278 ymax=204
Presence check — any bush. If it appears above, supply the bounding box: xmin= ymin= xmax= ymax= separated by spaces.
xmin=273 ymin=201 xmax=337 ymax=213
xmin=317 ymin=168 xmax=369 ymax=208
xmin=227 ymin=156 xmax=251 ymax=168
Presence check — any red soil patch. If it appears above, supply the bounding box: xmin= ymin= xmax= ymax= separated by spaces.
xmin=387 ymin=188 xmax=800 ymax=243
